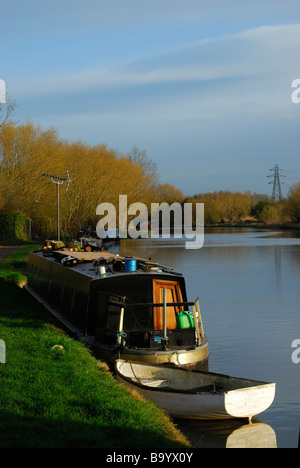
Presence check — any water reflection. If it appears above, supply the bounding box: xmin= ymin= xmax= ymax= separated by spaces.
xmin=116 ymin=229 xmax=300 ymax=447
xmin=176 ymin=419 xmax=277 ymax=449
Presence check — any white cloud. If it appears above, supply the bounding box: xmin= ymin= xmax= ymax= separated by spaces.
xmin=12 ymin=22 xmax=300 ymax=103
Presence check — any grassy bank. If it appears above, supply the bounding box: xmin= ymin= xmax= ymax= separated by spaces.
xmin=0 ymin=245 xmax=189 ymax=448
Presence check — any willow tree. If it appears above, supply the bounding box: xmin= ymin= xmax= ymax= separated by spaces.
xmin=0 ymin=122 xmax=162 ymax=238
xmin=286 ymin=183 xmax=300 ymax=223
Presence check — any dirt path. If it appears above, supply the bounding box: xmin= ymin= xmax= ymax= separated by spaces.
xmin=0 ymin=246 xmax=19 ymax=262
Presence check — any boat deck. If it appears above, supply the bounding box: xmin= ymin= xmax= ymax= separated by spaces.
xmin=55 ymin=249 xmax=118 ymax=262
xmin=34 ymin=249 xmax=180 ymax=280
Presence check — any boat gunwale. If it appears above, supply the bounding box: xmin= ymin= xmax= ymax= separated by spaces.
xmin=115 ymin=360 xmax=275 ymax=396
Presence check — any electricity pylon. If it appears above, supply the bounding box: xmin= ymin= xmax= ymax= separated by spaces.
xmin=267 ymin=164 xmax=285 ymax=202
xmin=41 ymin=169 xmax=74 ymax=241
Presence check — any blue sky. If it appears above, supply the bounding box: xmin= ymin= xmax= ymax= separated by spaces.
xmin=2 ymin=0 xmax=300 ymax=197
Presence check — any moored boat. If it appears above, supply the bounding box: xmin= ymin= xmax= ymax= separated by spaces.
xmin=25 ymin=247 xmax=209 ymax=370
xmin=115 ymin=360 xmax=276 ymax=421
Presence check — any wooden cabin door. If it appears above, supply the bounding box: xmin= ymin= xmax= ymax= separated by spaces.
xmin=152 ymin=279 xmax=183 ymax=330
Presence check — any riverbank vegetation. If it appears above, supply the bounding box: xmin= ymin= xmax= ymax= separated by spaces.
xmin=1 ymin=120 xmax=300 ymax=243
xmin=186 ymin=190 xmax=299 ymax=227
xmin=0 ymin=121 xmax=165 ymax=239
xmin=0 ymin=245 xmax=189 ymax=448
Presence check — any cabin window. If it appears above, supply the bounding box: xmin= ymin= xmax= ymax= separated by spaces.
xmin=152 ymin=279 xmax=183 ymax=330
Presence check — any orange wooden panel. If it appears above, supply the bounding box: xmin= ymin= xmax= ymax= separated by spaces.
xmin=152 ymin=279 xmax=183 ymax=330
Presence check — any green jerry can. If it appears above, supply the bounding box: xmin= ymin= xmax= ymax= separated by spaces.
xmin=176 ymin=311 xmax=195 ymax=329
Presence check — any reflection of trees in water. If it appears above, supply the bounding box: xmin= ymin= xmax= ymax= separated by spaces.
xmin=286 ymin=245 xmax=300 ymax=271
xmin=274 ymin=246 xmax=282 ymax=287
xmin=119 ymin=233 xmax=300 ymax=297
xmin=272 ymin=243 xmax=300 ymax=287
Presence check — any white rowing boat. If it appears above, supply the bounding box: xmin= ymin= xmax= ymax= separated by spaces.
xmin=115 ymin=360 xmax=276 ymax=421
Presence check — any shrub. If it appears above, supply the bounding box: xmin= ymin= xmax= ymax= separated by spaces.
xmin=286 ymin=183 xmax=300 ymax=223
xmin=0 ymin=212 xmax=29 ymax=241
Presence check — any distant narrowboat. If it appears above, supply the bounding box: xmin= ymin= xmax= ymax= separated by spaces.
xmin=25 ymin=247 xmax=209 ymax=370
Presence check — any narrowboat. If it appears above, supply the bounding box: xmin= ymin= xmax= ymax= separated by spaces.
xmin=25 ymin=247 xmax=209 ymax=370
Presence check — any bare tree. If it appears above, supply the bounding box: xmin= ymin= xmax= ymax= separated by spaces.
xmin=0 ymin=81 xmax=16 ymax=128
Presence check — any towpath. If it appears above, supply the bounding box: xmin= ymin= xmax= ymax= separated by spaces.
xmin=0 ymin=246 xmax=19 ymax=262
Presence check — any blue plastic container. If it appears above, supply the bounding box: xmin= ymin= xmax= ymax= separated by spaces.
xmin=125 ymin=258 xmax=137 ymax=271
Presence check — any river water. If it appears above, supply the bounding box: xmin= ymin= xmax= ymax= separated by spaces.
xmin=119 ymin=228 xmax=300 ymax=448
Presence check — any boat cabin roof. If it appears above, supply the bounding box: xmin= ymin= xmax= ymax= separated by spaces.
xmin=34 ymin=248 xmax=183 ymax=282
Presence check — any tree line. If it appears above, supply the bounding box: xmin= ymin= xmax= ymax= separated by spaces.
xmin=0 ymin=121 xmax=185 ymax=238
xmin=0 ymin=118 xmax=300 ymax=241
xmin=186 ymin=188 xmax=300 ymax=226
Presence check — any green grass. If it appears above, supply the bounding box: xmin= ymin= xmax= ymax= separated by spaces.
xmin=0 ymin=245 xmax=189 ymax=448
